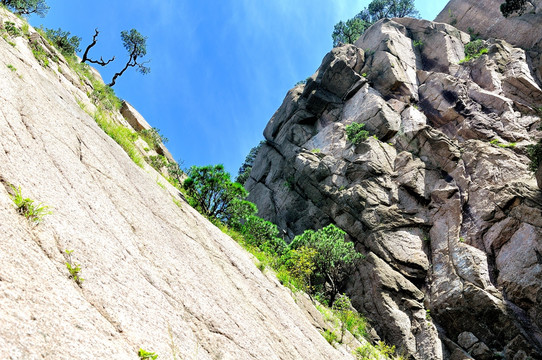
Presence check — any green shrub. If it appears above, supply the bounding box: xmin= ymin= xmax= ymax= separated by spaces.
xmin=138 ymin=348 xmax=158 ymax=360
xmin=44 ymin=27 xmax=81 ymax=56
xmin=90 ymin=82 xmax=121 ymax=111
xmin=290 ymin=224 xmax=362 ymax=303
xmin=64 ymin=249 xmax=84 ymax=285
xmin=94 ymin=109 xmax=143 ymax=167
xmin=281 ymin=246 xmax=317 ymax=292
xmin=10 ymin=185 xmax=51 ymax=224
xmin=242 ymin=215 xmax=287 ymax=256
xmin=30 ymin=40 xmax=49 ymax=67
xmin=183 ymin=164 xmax=256 ymax=226
xmin=460 ymin=40 xmax=488 ymax=63
xmin=322 ymin=329 xmax=338 ymax=345
xmin=7 ymin=64 xmax=16 ymax=71
xmin=333 ymin=294 xmax=368 ymax=341
xmin=345 ymin=122 xmax=369 ymax=145
xmin=146 ymin=154 xmax=168 ymax=172
xmin=4 ymin=21 xmax=22 ymax=37
xmin=139 ymin=127 xmax=168 ymax=151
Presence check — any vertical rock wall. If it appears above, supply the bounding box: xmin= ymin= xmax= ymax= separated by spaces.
xmin=247 ymin=17 xmax=542 ymax=359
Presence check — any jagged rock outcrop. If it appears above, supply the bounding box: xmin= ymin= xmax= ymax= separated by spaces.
xmin=247 ymin=17 xmax=542 ymax=359
xmin=435 ymin=0 xmax=542 ymax=86
xmin=435 ymin=0 xmax=542 ymax=50
xmin=0 ymin=9 xmax=357 ymax=360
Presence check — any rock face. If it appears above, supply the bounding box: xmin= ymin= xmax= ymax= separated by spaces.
xmin=435 ymin=0 xmax=542 ymax=85
xmin=247 ymin=17 xmax=542 ymax=359
xmin=435 ymin=0 xmax=542 ymax=50
xmin=0 ymin=9 xmax=354 ymax=360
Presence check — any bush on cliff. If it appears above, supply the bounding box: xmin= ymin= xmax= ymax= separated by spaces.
xmin=183 ymin=164 xmax=256 ymax=227
xmin=332 ymin=0 xmax=419 ymax=46
xmin=289 ymin=224 xmax=362 ymax=303
xmin=1 ymin=0 xmax=49 ymax=17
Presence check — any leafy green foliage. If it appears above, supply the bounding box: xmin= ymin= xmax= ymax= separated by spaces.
xmin=1 ymin=0 xmax=49 ymax=17
xmin=44 ymin=27 xmax=81 ymax=56
xmin=90 ymin=82 xmax=122 ymax=111
xmin=332 ymin=17 xmax=369 ymax=47
xmin=290 ymin=224 xmax=362 ymax=303
xmin=93 ymin=109 xmax=143 ymax=167
xmin=183 ymin=165 xmax=256 ymax=225
xmin=3 ymin=21 xmax=21 ymax=37
xmin=146 ymin=155 xmax=168 ymax=172
xmin=139 ymin=127 xmax=168 ymax=151
xmin=109 ymin=29 xmax=150 ymax=87
xmin=166 ymin=160 xmax=185 ymax=187
xmin=460 ymin=40 xmax=488 ymax=63
xmin=281 ymin=246 xmax=317 ymax=292
xmin=10 ymin=185 xmax=51 ymax=224
xmin=500 ymin=0 xmax=528 ymax=17
xmin=361 ymin=0 xmax=419 ymax=23
xmin=138 ymin=348 xmax=158 ymax=360
xmin=332 ymin=0 xmax=418 ymax=46
xmin=242 ymin=215 xmax=286 ymax=255
xmin=490 ymin=139 xmax=516 ymax=148
xmin=345 ymin=122 xmax=369 ymax=145
xmin=65 ymin=249 xmax=84 ymax=285
xmin=322 ymin=329 xmax=338 ymax=345
xmin=236 ymin=141 xmax=264 ymax=184
xmin=355 ymin=341 xmax=402 ymax=359
xmin=29 ymin=40 xmax=49 ymax=67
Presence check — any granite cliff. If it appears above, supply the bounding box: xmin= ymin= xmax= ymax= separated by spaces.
xmin=246 ymin=8 xmax=542 ymax=360
xmin=0 ymin=8 xmax=361 ymax=360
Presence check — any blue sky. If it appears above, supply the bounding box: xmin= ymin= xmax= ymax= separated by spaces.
xmin=31 ymin=0 xmax=449 ymax=176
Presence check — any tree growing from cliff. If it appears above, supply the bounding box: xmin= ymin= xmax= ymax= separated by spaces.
xmin=500 ymin=0 xmax=531 ymax=17
xmin=1 ymin=0 xmax=48 ymax=17
xmin=236 ymin=141 xmax=265 ymax=184
xmin=183 ymin=164 xmax=256 ymax=226
xmin=332 ymin=18 xmax=370 ymax=47
xmin=44 ymin=27 xmax=81 ymax=56
xmin=289 ymin=224 xmax=362 ymax=303
xmin=81 ymin=29 xmax=116 ymax=67
xmin=108 ymin=29 xmax=150 ymax=87
xmin=242 ymin=215 xmax=287 ymax=255
xmin=332 ymin=0 xmax=418 ymax=46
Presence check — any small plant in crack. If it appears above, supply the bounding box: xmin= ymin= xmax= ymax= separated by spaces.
xmin=65 ymin=249 xmax=84 ymax=285
xmin=138 ymin=348 xmax=158 ymax=360
xmin=10 ymin=185 xmax=51 ymax=225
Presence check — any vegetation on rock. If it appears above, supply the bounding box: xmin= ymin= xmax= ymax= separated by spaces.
xmin=236 ymin=141 xmax=264 ymax=184
xmin=500 ymin=0 xmax=530 ymax=17
xmin=183 ymin=164 xmax=256 ymax=226
xmin=108 ymin=29 xmax=150 ymax=87
xmin=43 ymin=27 xmax=80 ymax=56
xmin=290 ymin=224 xmax=362 ymax=303
xmin=345 ymin=122 xmax=369 ymax=145
xmin=332 ymin=0 xmax=418 ymax=46
xmin=0 ymin=0 xmax=48 ymax=17
xmin=64 ymin=249 xmax=84 ymax=285
xmin=459 ymin=39 xmax=488 ymax=63
xmin=10 ymin=185 xmax=51 ymax=225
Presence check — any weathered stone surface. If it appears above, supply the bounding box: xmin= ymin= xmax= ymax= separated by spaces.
xmin=356 ymin=19 xmax=419 ymax=102
xmin=248 ymin=11 xmax=542 ymax=360
xmin=435 ymin=0 xmax=542 ymax=50
xmin=394 ymin=17 xmax=469 ymax=73
xmin=0 ymin=9 xmax=354 ymax=360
